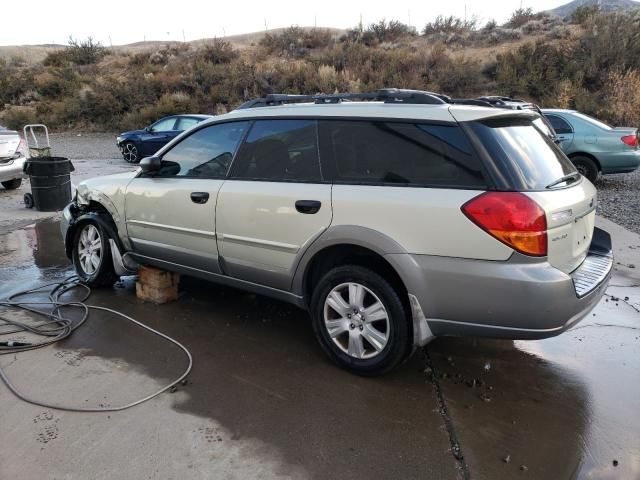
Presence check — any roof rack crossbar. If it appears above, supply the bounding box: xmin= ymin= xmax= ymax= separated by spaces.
xmin=236 ymin=89 xmax=450 ymax=109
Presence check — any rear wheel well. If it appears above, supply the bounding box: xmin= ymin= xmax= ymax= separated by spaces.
xmin=304 ymin=244 xmax=408 ymax=310
xmin=569 ymin=152 xmax=601 ymax=171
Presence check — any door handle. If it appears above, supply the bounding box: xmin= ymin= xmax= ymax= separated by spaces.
xmin=295 ymin=200 xmax=321 ymax=214
xmin=190 ymin=192 xmax=210 ymax=204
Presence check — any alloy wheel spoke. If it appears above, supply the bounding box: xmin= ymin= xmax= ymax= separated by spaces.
xmin=326 ymin=291 xmax=350 ymax=317
xmin=362 ymin=324 xmax=387 ymax=352
xmin=325 ymin=319 xmax=348 ymax=338
xmin=348 ymin=283 xmax=365 ymax=309
xmin=348 ymin=333 xmax=365 ymax=359
xmin=363 ymin=301 xmax=387 ymax=323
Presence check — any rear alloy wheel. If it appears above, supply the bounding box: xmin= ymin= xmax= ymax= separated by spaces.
xmin=72 ymin=221 xmax=117 ymax=286
xmin=1 ymin=178 xmax=22 ymax=190
xmin=121 ymin=142 xmax=139 ymax=164
xmin=311 ymin=265 xmax=412 ymax=376
xmin=572 ymin=155 xmax=598 ymax=183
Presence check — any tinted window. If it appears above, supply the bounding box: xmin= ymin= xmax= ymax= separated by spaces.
xmin=544 ymin=114 xmax=573 ymax=135
xmin=468 ymin=117 xmax=577 ymax=190
xmin=231 ymin=120 xmax=321 ymax=182
xmin=158 ymin=121 xmax=248 ymax=178
xmin=176 ymin=117 xmax=200 ymax=131
xmin=152 ymin=117 xmax=176 ymax=132
xmin=319 ymin=121 xmax=485 ymax=187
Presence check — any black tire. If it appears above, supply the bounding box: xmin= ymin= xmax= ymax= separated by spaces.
xmin=121 ymin=141 xmax=140 ymax=164
xmin=1 ymin=178 xmax=22 ymax=190
xmin=572 ymin=155 xmax=599 ymax=183
xmin=310 ymin=265 xmax=412 ymax=376
xmin=72 ymin=220 xmax=118 ymax=287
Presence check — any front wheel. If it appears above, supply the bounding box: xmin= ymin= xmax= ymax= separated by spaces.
xmin=121 ymin=141 xmax=139 ymax=164
xmin=1 ymin=178 xmax=22 ymax=190
xmin=310 ymin=265 xmax=412 ymax=376
xmin=572 ymin=156 xmax=598 ymax=183
xmin=72 ymin=221 xmax=117 ymax=286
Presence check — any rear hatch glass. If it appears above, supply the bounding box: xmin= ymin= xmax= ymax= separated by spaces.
xmin=467 ymin=116 xmax=576 ymax=191
xmin=467 ymin=116 xmax=596 ymax=273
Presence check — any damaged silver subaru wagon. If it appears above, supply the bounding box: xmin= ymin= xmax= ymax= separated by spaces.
xmin=61 ymin=90 xmax=613 ymax=375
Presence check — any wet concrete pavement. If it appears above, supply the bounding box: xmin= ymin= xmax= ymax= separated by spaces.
xmin=0 ymin=216 xmax=638 ymax=479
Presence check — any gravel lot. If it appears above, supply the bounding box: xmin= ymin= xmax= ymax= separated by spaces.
xmin=596 ymin=170 xmax=640 ymax=235
xmin=7 ymin=132 xmax=640 ymax=234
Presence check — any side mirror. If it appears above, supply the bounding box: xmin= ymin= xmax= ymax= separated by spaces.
xmin=145 ymin=126 xmax=152 ymax=132
xmin=140 ymin=156 xmax=161 ymax=174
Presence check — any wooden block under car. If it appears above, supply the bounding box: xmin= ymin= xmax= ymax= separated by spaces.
xmin=138 ymin=264 xmax=179 ymax=289
xmin=135 ymin=281 xmax=179 ymax=304
xmin=136 ymin=265 xmax=180 ymax=304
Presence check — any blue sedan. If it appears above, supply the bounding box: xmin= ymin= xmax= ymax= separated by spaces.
xmin=116 ymin=114 xmax=212 ymax=163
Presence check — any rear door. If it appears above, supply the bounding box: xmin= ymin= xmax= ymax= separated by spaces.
xmin=466 ymin=116 xmax=596 ymax=273
xmin=125 ymin=121 xmax=249 ymax=273
xmin=544 ymin=114 xmax=575 ymax=151
xmin=216 ymin=119 xmax=332 ymax=290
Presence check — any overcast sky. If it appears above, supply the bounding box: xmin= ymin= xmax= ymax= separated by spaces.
xmin=1 ymin=0 xmax=568 ymax=46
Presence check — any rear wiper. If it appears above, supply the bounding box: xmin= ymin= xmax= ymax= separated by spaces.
xmin=546 ymin=172 xmax=581 ymax=189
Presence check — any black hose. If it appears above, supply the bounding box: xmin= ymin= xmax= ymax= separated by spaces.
xmin=0 ymin=277 xmax=192 ymax=412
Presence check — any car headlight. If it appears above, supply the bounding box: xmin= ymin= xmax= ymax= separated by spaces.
xmin=116 ymin=136 xmax=124 ymax=144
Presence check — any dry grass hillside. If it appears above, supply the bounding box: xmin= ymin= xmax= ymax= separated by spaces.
xmin=1 ymin=8 xmax=639 ymax=131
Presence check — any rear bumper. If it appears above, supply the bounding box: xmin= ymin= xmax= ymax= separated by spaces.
xmin=387 ymin=227 xmax=612 ymax=342
xmin=600 ymin=150 xmax=640 ymax=174
xmin=0 ymin=156 xmax=26 ymax=182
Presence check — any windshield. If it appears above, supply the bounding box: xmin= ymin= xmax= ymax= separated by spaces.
xmin=468 ymin=117 xmax=577 ymax=191
xmin=571 ymin=112 xmax=611 ymax=130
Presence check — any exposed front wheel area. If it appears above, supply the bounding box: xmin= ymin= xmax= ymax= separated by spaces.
xmin=72 ymin=221 xmax=117 ymax=287
xmin=311 ymin=265 xmax=412 ymax=376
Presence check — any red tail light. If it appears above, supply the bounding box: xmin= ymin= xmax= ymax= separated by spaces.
xmin=621 ymin=135 xmax=638 ymax=148
xmin=461 ymin=192 xmax=547 ymax=256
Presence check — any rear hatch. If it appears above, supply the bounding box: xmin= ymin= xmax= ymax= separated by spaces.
xmin=0 ymin=129 xmax=21 ymax=160
xmin=463 ymin=114 xmax=597 ymax=274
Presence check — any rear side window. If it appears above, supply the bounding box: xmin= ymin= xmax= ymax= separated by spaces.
xmin=468 ymin=117 xmax=577 ymax=190
xmin=175 ymin=117 xmax=200 ymax=131
xmin=319 ymin=120 xmax=486 ymax=187
xmin=158 ymin=121 xmax=249 ymax=178
xmin=230 ymin=120 xmax=321 ymax=182
xmin=544 ymin=115 xmax=572 ymax=135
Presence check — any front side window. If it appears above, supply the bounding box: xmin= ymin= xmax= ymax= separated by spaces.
xmin=157 ymin=121 xmax=249 ymax=178
xmin=544 ymin=115 xmax=573 ymax=135
xmin=151 ymin=117 xmax=177 ymax=132
xmin=230 ymin=120 xmax=321 ymax=182
xmin=319 ymin=120 xmax=485 ymax=187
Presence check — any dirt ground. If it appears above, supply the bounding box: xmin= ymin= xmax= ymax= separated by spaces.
xmin=0 ymin=138 xmax=639 ymax=479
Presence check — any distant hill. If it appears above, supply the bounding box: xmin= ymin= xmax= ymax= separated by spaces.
xmin=549 ymin=0 xmax=640 ymax=17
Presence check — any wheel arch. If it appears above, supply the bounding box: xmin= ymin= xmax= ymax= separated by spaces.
xmin=65 ymin=202 xmax=124 ymax=260
xmin=292 ymin=226 xmax=410 ymax=305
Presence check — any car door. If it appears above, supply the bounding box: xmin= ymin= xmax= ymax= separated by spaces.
xmin=544 ymin=114 xmax=574 ymax=152
xmin=124 ymin=121 xmax=249 ymax=273
xmin=140 ymin=117 xmax=179 ymax=156
xmin=216 ymin=119 xmax=332 ymax=290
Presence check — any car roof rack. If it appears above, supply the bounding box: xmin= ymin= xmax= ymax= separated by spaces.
xmin=236 ymin=88 xmax=451 ymax=109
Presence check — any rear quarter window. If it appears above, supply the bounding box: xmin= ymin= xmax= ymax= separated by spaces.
xmin=467 ymin=117 xmax=577 ymax=191
xmin=319 ymin=120 xmax=486 ymax=188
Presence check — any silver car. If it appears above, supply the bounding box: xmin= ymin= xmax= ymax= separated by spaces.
xmin=0 ymin=126 xmax=26 ymax=190
xmin=60 ymin=90 xmax=613 ymax=375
